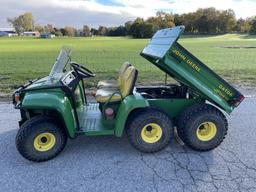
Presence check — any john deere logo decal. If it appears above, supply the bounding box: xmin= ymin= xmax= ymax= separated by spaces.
xmin=171 ymin=48 xmax=201 ymax=73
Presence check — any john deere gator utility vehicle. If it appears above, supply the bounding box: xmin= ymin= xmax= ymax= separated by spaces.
xmin=13 ymin=26 xmax=244 ymax=162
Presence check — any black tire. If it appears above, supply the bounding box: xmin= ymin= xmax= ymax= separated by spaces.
xmin=127 ymin=109 xmax=173 ymax=153
xmin=177 ymin=103 xmax=228 ymax=151
xmin=16 ymin=116 xmax=67 ymax=162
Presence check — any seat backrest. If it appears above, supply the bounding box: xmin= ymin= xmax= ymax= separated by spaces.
xmin=120 ymin=66 xmax=138 ymax=98
xmin=118 ymin=62 xmax=132 ymax=83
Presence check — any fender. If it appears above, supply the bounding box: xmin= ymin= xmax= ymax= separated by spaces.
xmin=115 ymin=93 xmax=149 ymax=137
xmin=22 ymin=90 xmax=77 ymax=138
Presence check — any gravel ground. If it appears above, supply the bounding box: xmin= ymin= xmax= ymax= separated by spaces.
xmin=0 ymin=92 xmax=255 ymax=192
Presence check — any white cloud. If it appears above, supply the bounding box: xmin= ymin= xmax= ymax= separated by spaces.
xmin=167 ymin=0 xmax=256 ymax=18
xmin=0 ymin=0 xmax=256 ymax=28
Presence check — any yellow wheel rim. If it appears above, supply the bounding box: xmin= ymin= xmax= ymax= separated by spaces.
xmin=141 ymin=123 xmax=163 ymax=143
xmin=33 ymin=132 xmax=56 ymax=152
xmin=196 ymin=122 xmax=217 ymax=141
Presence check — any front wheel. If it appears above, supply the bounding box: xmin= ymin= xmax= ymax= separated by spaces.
xmin=177 ymin=103 xmax=228 ymax=151
xmin=16 ymin=116 xmax=67 ymax=162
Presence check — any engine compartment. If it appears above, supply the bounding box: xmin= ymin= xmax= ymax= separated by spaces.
xmin=136 ymin=84 xmax=188 ymax=99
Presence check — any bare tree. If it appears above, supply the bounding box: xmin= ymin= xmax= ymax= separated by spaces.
xmin=7 ymin=12 xmax=34 ymax=35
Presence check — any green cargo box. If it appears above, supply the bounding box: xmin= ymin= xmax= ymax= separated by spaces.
xmin=140 ymin=26 xmax=244 ymax=114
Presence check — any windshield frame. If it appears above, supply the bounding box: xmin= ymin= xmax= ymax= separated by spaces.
xmin=48 ymin=47 xmax=72 ymax=80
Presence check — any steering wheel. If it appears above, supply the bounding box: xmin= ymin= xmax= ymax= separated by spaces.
xmin=70 ymin=62 xmax=95 ymax=78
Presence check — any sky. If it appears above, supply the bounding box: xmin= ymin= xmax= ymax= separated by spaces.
xmin=0 ymin=0 xmax=256 ymax=28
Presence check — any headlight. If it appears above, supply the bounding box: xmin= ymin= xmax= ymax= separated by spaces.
xmin=14 ymin=92 xmax=21 ymax=104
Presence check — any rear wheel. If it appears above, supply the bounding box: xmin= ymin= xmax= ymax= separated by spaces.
xmin=16 ymin=116 xmax=67 ymax=162
xmin=177 ymin=103 xmax=228 ymax=151
xmin=127 ymin=109 xmax=173 ymax=153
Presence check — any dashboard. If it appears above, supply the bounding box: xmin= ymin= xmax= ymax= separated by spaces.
xmin=61 ymin=72 xmax=76 ymax=86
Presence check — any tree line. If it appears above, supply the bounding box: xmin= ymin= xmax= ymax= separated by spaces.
xmin=7 ymin=8 xmax=256 ymax=38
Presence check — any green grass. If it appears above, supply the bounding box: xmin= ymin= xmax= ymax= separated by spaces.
xmin=0 ymin=34 xmax=256 ymax=94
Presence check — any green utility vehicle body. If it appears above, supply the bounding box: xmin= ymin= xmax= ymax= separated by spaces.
xmin=13 ymin=26 xmax=243 ymax=143
xmin=16 ymin=85 xmax=200 ymax=139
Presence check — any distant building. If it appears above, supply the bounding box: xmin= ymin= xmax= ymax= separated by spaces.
xmin=41 ymin=33 xmax=55 ymax=39
xmin=9 ymin=33 xmax=18 ymax=37
xmin=0 ymin=28 xmax=17 ymax=37
xmin=23 ymin=31 xmax=40 ymax=37
xmin=0 ymin=31 xmax=8 ymax=37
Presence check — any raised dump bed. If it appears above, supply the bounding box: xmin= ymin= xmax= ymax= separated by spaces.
xmin=140 ymin=26 xmax=244 ymax=113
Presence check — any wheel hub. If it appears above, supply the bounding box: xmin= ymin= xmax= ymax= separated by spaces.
xmin=196 ymin=122 xmax=217 ymax=141
xmin=41 ymin=137 xmax=48 ymax=143
xmin=33 ymin=132 xmax=56 ymax=152
xmin=146 ymin=126 xmax=153 ymax=132
xmin=141 ymin=123 xmax=163 ymax=143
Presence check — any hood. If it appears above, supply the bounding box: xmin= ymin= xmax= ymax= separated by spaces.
xmin=25 ymin=76 xmax=60 ymax=91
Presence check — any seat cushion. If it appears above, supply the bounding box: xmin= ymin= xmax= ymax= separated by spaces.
xmin=95 ymin=89 xmax=122 ymax=103
xmin=97 ymin=79 xmax=119 ymax=89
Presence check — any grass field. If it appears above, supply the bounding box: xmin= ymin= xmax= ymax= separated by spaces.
xmin=0 ymin=34 xmax=256 ymax=94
